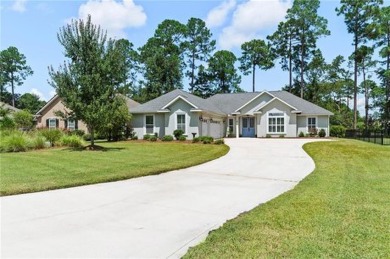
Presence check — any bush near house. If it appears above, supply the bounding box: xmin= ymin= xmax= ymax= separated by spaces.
xmin=330 ymin=125 xmax=346 ymax=137
xmin=179 ymin=135 xmax=187 ymax=141
xmin=39 ymin=128 xmax=63 ymax=147
xmin=318 ymin=129 xmax=326 ymax=137
xmin=199 ymin=136 xmax=214 ymax=144
xmin=173 ymin=129 xmax=184 ymax=140
xmin=143 ymin=134 xmax=152 ymax=140
xmin=149 ymin=136 xmax=158 ymax=142
xmin=214 ymin=139 xmax=224 ymax=145
xmin=299 ymin=131 xmax=305 ymax=137
xmin=162 ymin=135 xmax=174 ymax=141
xmin=60 ymin=135 xmax=85 ymax=148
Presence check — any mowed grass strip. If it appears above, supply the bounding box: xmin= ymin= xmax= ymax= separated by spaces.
xmin=184 ymin=139 xmax=390 ymax=258
xmin=0 ymin=141 xmax=229 ymax=196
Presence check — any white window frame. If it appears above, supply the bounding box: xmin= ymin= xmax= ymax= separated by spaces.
xmin=307 ymin=117 xmax=317 ymax=133
xmin=228 ymin=118 xmax=234 ymax=133
xmin=67 ymin=119 xmax=76 ymax=131
xmin=144 ymin=114 xmax=155 ymax=135
xmin=48 ymin=118 xmax=57 ymax=129
xmin=267 ymin=112 xmax=286 ymax=134
xmin=175 ymin=113 xmax=186 ymax=134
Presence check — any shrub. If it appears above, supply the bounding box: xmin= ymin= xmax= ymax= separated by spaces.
xmin=279 ymin=134 xmax=285 ymax=138
xmin=149 ymin=136 xmax=157 ymax=142
xmin=70 ymin=129 xmax=85 ymax=137
xmin=298 ymin=131 xmax=305 ymax=137
xmin=0 ymin=116 xmax=16 ymax=130
xmin=83 ymin=133 xmax=91 ymax=141
xmin=192 ymin=137 xmax=200 ymax=143
xmin=309 ymin=128 xmax=318 ymax=137
xmin=13 ymin=110 xmax=34 ymax=130
xmin=30 ymin=135 xmax=46 ymax=150
xmin=179 ymin=135 xmax=186 ymax=141
xmin=161 ymin=135 xmax=174 ymax=141
xmin=39 ymin=128 xmax=63 ymax=147
xmin=214 ymin=139 xmax=224 ymax=145
xmin=3 ymin=132 xmax=28 ymax=152
xmin=319 ymin=129 xmax=326 ymax=138
xmin=143 ymin=134 xmax=151 ymax=140
xmin=330 ymin=125 xmax=346 ymax=138
xmin=173 ymin=129 xmax=184 ymax=140
xmin=266 ymin=134 xmax=271 ymax=138
xmin=199 ymin=136 xmax=214 ymax=144
xmin=60 ymin=135 xmax=85 ymax=148
xmin=131 ymin=135 xmax=138 ymax=140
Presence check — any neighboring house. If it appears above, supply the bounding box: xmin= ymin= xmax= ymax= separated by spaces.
xmin=35 ymin=95 xmax=140 ymax=132
xmin=0 ymin=101 xmax=21 ymax=115
xmin=131 ymin=89 xmax=333 ymax=139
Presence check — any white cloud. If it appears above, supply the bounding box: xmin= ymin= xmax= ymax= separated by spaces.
xmin=218 ymin=0 xmax=291 ymax=49
xmin=205 ymin=0 xmax=236 ymax=28
xmin=72 ymin=0 xmax=147 ymax=39
xmin=30 ymin=88 xmax=45 ymax=100
xmin=11 ymin=0 xmax=27 ymax=13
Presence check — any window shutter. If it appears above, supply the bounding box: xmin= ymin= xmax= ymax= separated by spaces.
xmin=56 ymin=119 xmax=59 ymax=128
xmin=75 ymin=120 xmax=78 ymax=130
xmin=64 ymin=120 xmax=68 ymax=129
xmin=46 ymin=119 xmax=49 ymax=128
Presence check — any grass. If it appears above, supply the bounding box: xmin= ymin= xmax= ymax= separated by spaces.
xmin=184 ymin=139 xmax=390 ymax=258
xmin=0 ymin=141 xmax=229 ymax=196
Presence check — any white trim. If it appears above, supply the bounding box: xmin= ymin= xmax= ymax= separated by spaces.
xmin=291 ymin=110 xmax=302 ymax=114
xmin=190 ymin=109 xmax=203 ymax=112
xmin=48 ymin=117 xmax=57 ymax=129
xmin=256 ymin=97 xmax=298 ymax=112
xmin=67 ymin=119 xmax=75 ymax=130
xmin=307 ymin=116 xmax=318 ymax=133
xmin=161 ymin=96 xmax=198 ymax=110
xmin=175 ymin=112 xmax=187 ymax=134
xmin=234 ymin=91 xmax=275 ymax=112
xmin=144 ymin=114 xmax=155 ymax=135
xmin=157 ymin=109 xmax=170 ymax=113
xmin=266 ymin=111 xmax=286 ymax=134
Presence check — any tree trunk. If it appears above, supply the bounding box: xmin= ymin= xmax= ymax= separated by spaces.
xmin=353 ymin=35 xmax=358 ymax=130
xmin=363 ymin=64 xmax=368 ymax=129
xmin=11 ymin=74 xmax=15 ymax=107
xmin=252 ymin=63 xmax=255 ymax=92
xmin=90 ymin=126 xmax=95 ymax=147
xmin=386 ymin=27 xmax=390 ymax=133
xmin=289 ymin=36 xmax=292 ymax=91
xmin=300 ymin=40 xmax=304 ymax=99
xmin=191 ymin=53 xmax=195 ymax=92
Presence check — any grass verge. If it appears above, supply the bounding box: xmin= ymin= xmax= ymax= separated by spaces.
xmin=0 ymin=141 xmax=229 ymax=196
xmin=184 ymin=139 xmax=390 ymax=258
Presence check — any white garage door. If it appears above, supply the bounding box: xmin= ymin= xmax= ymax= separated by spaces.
xmin=209 ymin=121 xmax=223 ymax=138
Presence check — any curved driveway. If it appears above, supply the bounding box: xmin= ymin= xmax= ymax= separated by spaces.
xmin=1 ymin=138 xmax=326 ymax=258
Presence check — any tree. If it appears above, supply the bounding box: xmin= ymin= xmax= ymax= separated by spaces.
xmin=267 ymin=20 xmax=296 ymax=90
xmin=192 ymin=65 xmax=213 ymax=98
xmin=49 ymin=15 xmax=130 ymax=147
xmin=239 ymin=39 xmax=275 ymax=92
xmin=208 ymin=50 xmax=242 ymax=93
xmin=183 ymin=18 xmax=216 ymax=93
xmin=336 ymin=0 xmax=383 ymax=129
xmin=304 ymin=49 xmax=328 ymax=104
xmin=139 ymin=19 xmax=187 ymax=101
xmin=286 ymin=0 xmax=330 ymax=99
xmin=0 ymin=46 xmax=33 ymax=107
xmin=17 ymin=93 xmax=46 ymax=114
xmin=13 ymin=110 xmax=34 ymax=130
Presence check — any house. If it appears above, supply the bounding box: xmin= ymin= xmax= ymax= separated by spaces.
xmin=0 ymin=101 xmax=21 ymax=114
xmin=35 ymin=95 xmax=140 ymax=132
xmin=131 ymin=89 xmax=333 ymax=139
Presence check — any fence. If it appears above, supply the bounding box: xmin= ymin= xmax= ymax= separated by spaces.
xmin=345 ymin=129 xmax=390 ymax=145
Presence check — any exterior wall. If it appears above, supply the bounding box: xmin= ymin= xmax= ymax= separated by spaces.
xmin=297 ymin=115 xmax=330 ymax=136
xmin=256 ymin=100 xmax=297 ymax=137
xmin=165 ymin=99 xmax=198 ymax=139
xmin=240 ymin=93 xmax=273 ymax=115
xmin=36 ymin=97 xmax=88 ymax=132
xmin=131 ymin=113 xmax=165 ymax=139
xmin=131 ymin=114 xmax=144 ymax=138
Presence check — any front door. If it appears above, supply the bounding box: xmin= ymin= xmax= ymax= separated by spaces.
xmin=242 ymin=117 xmax=255 ymax=137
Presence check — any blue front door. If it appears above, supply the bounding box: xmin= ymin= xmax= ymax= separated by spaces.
xmin=242 ymin=117 xmax=255 ymax=137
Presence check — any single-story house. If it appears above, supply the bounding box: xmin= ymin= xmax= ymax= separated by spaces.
xmin=35 ymin=95 xmax=140 ymax=132
xmin=0 ymin=101 xmax=21 ymax=114
xmin=131 ymin=89 xmax=333 ymax=139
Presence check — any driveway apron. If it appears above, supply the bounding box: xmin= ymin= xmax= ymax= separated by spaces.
xmin=1 ymin=138 xmax=326 ymax=258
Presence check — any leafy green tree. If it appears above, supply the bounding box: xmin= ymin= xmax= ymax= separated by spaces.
xmin=0 ymin=46 xmax=33 ymax=107
xmin=192 ymin=65 xmax=213 ymax=98
xmin=17 ymin=93 xmax=46 ymax=114
xmin=48 ymin=15 xmax=129 ymax=147
xmin=13 ymin=110 xmax=34 ymax=130
xmin=267 ymin=20 xmax=296 ymax=90
xmin=304 ymin=49 xmax=328 ymax=104
xmin=286 ymin=0 xmax=330 ymax=99
xmin=239 ymin=39 xmax=275 ymax=92
xmin=208 ymin=50 xmax=242 ymax=93
xmin=336 ymin=0 xmax=383 ymax=129
xmin=0 ymin=104 xmax=16 ymax=130
xmin=139 ymin=20 xmax=186 ymax=101
xmin=183 ymin=18 xmax=216 ymax=93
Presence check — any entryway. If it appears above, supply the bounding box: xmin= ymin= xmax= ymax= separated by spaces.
xmin=242 ymin=117 xmax=255 ymax=137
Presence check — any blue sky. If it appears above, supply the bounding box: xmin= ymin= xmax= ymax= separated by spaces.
xmin=1 ymin=0 xmax=388 ymax=111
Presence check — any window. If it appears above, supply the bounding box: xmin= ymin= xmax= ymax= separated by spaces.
xmin=268 ymin=112 xmax=285 ymax=133
xmin=145 ymin=115 xmax=154 ymax=134
xmin=228 ymin=118 xmax=234 ymax=133
xmin=67 ymin=120 xmax=75 ymax=131
xmin=48 ymin=118 xmax=57 ymax=129
xmin=308 ymin=117 xmax=316 ymax=133
xmin=177 ymin=114 xmax=186 ymax=133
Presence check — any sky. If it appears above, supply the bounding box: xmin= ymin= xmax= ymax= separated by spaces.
xmin=1 ymin=0 xmax=389 ymax=112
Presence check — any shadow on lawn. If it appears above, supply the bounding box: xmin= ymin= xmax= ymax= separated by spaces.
xmin=63 ymin=145 xmax=125 ymax=152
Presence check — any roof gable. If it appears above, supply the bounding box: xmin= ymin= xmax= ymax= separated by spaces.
xmin=234 ymin=91 xmax=274 ymax=112
xmin=161 ymin=95 xmax=198 ymax=110
xmin=255 ymin=97 xmax=298 ymax=112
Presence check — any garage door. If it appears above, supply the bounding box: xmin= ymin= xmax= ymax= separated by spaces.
xmin=209 ymin=120 xmax=223 ymax=138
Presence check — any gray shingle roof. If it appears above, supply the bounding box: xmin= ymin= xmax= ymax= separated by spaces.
xmin=130 ymin=89 xmax=225 ymax=115
xmin=131 ymin=89 xmax=333 ymax=116
xmin=0 ymin=101 xmax=21 ymax=113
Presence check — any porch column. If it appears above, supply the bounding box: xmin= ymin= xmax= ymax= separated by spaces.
xmin=235 ymin=116 xmax=239 ymax=139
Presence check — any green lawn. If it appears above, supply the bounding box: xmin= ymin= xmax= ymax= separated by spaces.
xmin=0 ymin=141 xmax=229 ymax=196
xmin=184 ymin=139 xmax=390 ymax=258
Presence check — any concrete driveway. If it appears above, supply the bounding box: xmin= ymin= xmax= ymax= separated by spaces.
xmin=1 ymin=138 xmax=325 ymax=258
